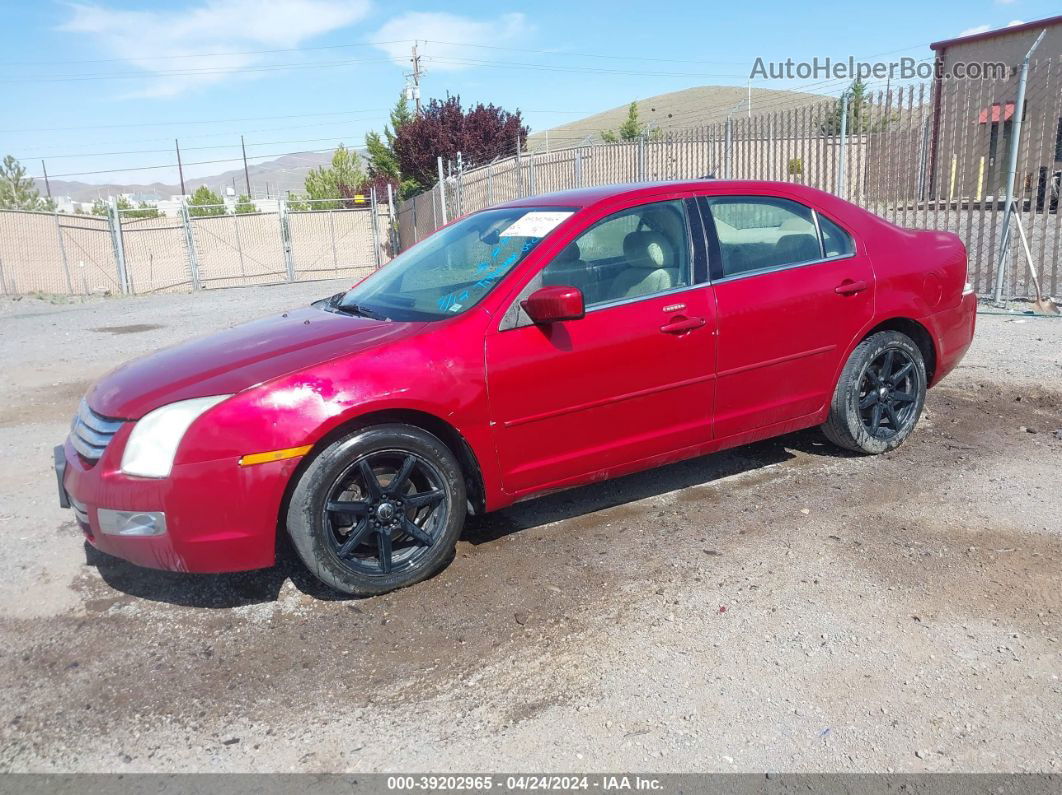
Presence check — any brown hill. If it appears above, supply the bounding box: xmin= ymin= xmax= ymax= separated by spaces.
xmin=526 ymin=85 xmax=831 ymax=152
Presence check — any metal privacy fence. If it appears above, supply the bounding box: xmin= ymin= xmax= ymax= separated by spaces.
xmin=0 ymin=195 xmax=394 ymax=297
xmin=397 ymin=61 xmax=1062 ymax=300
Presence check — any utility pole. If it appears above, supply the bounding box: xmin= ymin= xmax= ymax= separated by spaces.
xmin=241 ymin=135 xmax=252 ymax=196
xmin=993 ymin=29 xmax=1046 ymax=305
xmin=408 ymin=42 xmax=423 ymax=115
xmin=175 ymin=139 xmax=187 ymax=196
xmin=41 ymin=160 xmax=52 ymax=199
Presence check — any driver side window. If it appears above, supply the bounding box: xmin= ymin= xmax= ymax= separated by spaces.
xmin=540 ymin=200 xmax=691 ymax=307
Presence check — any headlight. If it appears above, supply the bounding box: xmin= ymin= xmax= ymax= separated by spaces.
xmin=120 ymin=395 xmax=231 ymax=478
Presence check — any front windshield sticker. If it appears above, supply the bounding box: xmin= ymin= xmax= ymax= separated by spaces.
xmin=499 ymin=211 xmax=573 ymax=239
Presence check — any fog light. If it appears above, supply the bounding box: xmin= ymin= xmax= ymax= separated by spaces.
xmin=97 ymin=509 xmax=167 ymax=537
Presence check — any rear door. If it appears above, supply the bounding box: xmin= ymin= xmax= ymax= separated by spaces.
xmin=699 ymin=194 xmax=875 ymax=440
xmin=485 ymin=197 xmax=716 ymax=496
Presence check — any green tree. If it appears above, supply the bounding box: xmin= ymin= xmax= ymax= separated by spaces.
xmin=284 ymin=191 xmax=309 ymax=212
xmin=600 ymin=102 xmax=643 ymax=143
xmin=820 ymin=80 xmax=895 ymax=135
xmin=365 ymin=93 xmax=421 ymax=198
xmin=186 ymin=185 xmax=226 ymax=217
xmin=0 ymin=155 xmax=52 ymax=211
xmin=234 ymin=194 xmax=256 ymax=214
xmin=303 ymin=144 xmax=367 ymax=209
xmin=618 ymin=101 xmax=642 ymax=141
xmin=92 ymin=195 xmax=160 ymax=218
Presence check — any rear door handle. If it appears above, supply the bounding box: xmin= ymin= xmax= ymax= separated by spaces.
xmin=660 ymin=316 xmax=706 ymax=334
xmin=834 ymin=279 xmax=868 ymax=295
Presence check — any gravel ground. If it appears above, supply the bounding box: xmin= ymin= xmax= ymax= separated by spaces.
xmin=0 ymin=283 xmax=1060 ymax=773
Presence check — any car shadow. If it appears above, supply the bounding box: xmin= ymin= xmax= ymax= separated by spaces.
xmin=84 ymin=533 xmax=347 ymax=609
xmin=461 ymin=427 xmax=852 ymax=545
xmin=84 ymin=427 xmax=852 ymax=608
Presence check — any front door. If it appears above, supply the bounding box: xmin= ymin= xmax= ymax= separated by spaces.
xmin=485 ymin=198 xmax=716 ymax=496
xmin=700 ymin=195 xmax=875 ymax=440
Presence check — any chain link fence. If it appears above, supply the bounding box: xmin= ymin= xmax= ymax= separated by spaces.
xmin=0 ymin=194 xmax=393 ymax=297
xmin=398 ymin=62 xmax=1062 ymax=300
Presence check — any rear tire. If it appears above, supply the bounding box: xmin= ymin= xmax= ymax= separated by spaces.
xmin=286 ymin=424 xmax=466 ymax=596
xmin=822 ymin=330 xmax=927 ymax=455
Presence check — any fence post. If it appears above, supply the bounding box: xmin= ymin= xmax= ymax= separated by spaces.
xmin=53 ymin=209 xmax=73 ymax=294
xmin=456 ymin=151 xmax=464 ymax=216
xmin=528 ymin=152 xmax=537 ymax=195
xmin=637 ymin=136 xmax=646 ymax=181
xmin=277 ymin=198 xmax=296 ymax=282
xmin=724 ymin=117 xmax=733 ymax=180
xmin=835 ymin=91 xmax=849 ymax=198
xmin=369 ymin=187 xmax=382 ymax=270
xmin=516 ymin=145 xmax=524 ymax=196
xmin=109 ymin=198 xmax=131 ymax=294
xmin=575 ymin=149 xmax=583 ymax=187
xmin=178 ymin=202 xmax=201 ymax=291
xmin=993 ymin=30 xmax=1046 ymax=305
xmin=0 ymin=254 xmax=8 ymax=295
xmin=232 ymin=211 xmax=247 ymax=278
xmin=386 ymin=182 xmax=399 ymax=257
xmin=437 ymin=157 xmax=448 ymax=224
xmin=486 ymin=165 xmax=494 ymax=205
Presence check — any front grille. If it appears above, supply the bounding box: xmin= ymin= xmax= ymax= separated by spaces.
xmin=70 ymin=399 xmax=123 ymax=464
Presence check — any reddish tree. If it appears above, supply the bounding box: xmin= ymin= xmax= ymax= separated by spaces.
xmin=393 ymin=95 xmax=528 ymax=190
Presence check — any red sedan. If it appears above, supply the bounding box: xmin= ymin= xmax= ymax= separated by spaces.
xmin=55 ymin=181 xmax=976 ymax=595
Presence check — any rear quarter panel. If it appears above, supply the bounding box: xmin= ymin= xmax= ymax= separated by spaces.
xmin=871 ymin=224 xmax=969 ymax=319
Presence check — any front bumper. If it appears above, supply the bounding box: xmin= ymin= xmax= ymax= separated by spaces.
xmin=56 ymin=433 xmax=298 ymax=573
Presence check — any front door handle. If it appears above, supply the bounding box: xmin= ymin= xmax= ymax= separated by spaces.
xmin=834 ymin=279 xmax=868 ymax=295
xmin=660 ymin=316 xmax=706 ymax=334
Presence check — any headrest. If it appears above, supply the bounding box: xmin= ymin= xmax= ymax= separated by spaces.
xmin=780 ymin=216 xmax=813 ymax=232
xmin=639 ymin=206 xmax=684 ymax=240
xmin=555 ymin=241 xmax=581 ymax=263
xmin=623 ymin=231 xmax=674 ymax=270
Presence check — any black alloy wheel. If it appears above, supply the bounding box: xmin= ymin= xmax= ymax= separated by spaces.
xmin=857 ymin=348 xmax=920 ymax=439
xmin=323 ymin=450 xmax=447 ymax=576
xmin=286 ymin=424 xmax=466 ymax=596
xmin=822 ymin=330 xmax=927 ymax=454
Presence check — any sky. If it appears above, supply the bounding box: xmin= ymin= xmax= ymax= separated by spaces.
xmin=0 ymin=0 xmax=1057 ymax=188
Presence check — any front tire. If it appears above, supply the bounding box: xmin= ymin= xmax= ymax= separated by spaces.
xmin=822 ymin=330 xmax=927 ymax=454
xmin=286 ymin=424 xmax=466 ymax=596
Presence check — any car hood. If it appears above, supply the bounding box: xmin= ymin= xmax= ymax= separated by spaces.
xmin=88 ymin=306 xmax=422 ymax=419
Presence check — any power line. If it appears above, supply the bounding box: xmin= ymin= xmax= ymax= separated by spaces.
xmin=18 ymin=134 xmax=369 ymax=161
xmin=32 ymin=144 xmax=358 ymax=180
xmin=1 ymin=55 xmax=400 ymax=83
xmin=422 ymin=39 xmax=750 ymax=66
xmin=0 ymin=39 xmax=410 ymax=67
xmin=423 ymin=55 xmax=743 ymax=79
xmin=0 ymin=108 xmax=386 ymax=135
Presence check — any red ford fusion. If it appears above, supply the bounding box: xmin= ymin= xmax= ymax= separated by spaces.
xmin=55 ymin=181 xmax=976 ymax=596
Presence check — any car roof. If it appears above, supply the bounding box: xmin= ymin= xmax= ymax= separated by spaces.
xmin=495 ymin=180 xmax=841 ymax=211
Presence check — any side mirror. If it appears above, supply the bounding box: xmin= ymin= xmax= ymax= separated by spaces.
xmin=521 ymin=286 xmax=585 ymax=324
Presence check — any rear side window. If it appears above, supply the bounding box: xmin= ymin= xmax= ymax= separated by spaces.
xmin=702 ymin=196 xmax=823 ymax=277
xmin=818 ymin=214 xmax=855 ymax=258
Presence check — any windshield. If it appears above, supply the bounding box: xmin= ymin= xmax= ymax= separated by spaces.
xmin=338 ymin=206 xmax=575 ymax=321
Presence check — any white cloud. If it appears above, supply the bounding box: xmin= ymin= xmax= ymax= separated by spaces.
xmin=1005 ymin=18 xmax=1026 ymax=26
xmin=957 ymin=24 xmax=992 ymax=36
xmin=61 ymin=0 xmax=372 ymax=97
xmin=370 ymin=12 xmax=530 ymax=72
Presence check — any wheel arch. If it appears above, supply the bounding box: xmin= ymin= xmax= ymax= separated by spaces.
xmin=862 ymin=317 xmax=937 ymax=385
xmin=275 ymin=408 xmax=488 ymax=554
